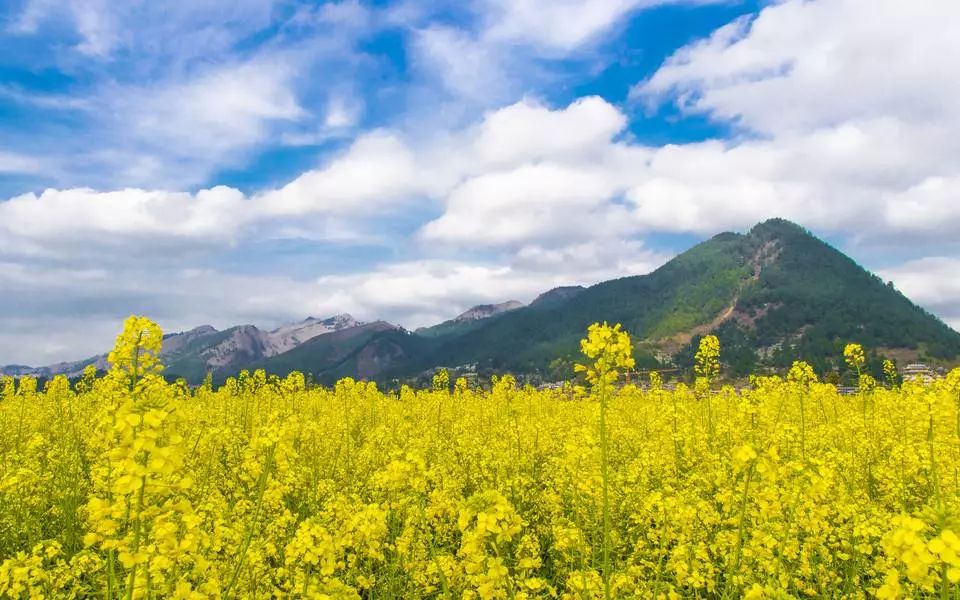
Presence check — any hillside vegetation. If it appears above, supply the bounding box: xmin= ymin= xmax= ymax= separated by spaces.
xmin=5 ymin=219 xmax=958 ymax=385
xmin=388 ymin=219 xmax=960 ymax=381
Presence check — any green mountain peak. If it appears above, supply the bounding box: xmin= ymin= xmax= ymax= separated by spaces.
xmin=21 ymin=218 xmax=953 ymax=386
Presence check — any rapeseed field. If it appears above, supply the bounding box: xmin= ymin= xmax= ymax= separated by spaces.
xmin=1 ymin=317 xmax=959 ymax=598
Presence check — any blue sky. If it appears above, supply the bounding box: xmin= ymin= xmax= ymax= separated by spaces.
xmin=1 ymin=0 xmax=959 ymax=365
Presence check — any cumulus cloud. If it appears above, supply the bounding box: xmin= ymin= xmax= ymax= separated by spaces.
xmin=411 ymin=0 xmax=723 ymax=106
xmin=0 ymin=186 xmax=248 ymax=257
xmin=2 ymin=0 xmax=372 ymax=190
xmin=0 ymin=246 xmax=669 ymax=364
xmin=5 ymin=0 xmax=960 ymax=362
xmin=882 ymin=177 xmax=960 ymax=234
xmin=0 ymin=96 xmax=638 ymax=256
xmin=0 ymin=92 xmax=676 ymax=364
xmin=879 ymin=258 xmax=960 ymax=332
xmin=309 ymin=246 xmax=667 ymax=327
xmin=636 ymin=0 xmax=960 ymax=134
xmin=258 ymin=132 xmax=426 ymax=217
xmin=622 ymin=0 xmax=960 ymax=237
xmin=5 ymin=61 xmax=960 ymax=360
xmin=420 ymin=163 xmax=629 ymax=246
xmin=471 ymin=95 xmax=628 ymax=165
xmin=415 ymin=0 xmax=960 ymax=330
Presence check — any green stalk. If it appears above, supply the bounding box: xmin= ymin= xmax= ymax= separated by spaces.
xmin=723 ymin=461 xmax=755 ymax=598
xmin=799 ymin=389 xmax=806 ymax=461
xmin=224 ymin=445 xmax=276 ymax=598
xmin=599 ymin=376 xmax=611 ymax=600
xmin=120 ymin=335 xmax=144 ymax=599
xmin=107 ymin=549 xmax=118 ymax=599
xmin=927 ymin=404 xmax=943 ymax=510
xmin=955 ymin=387 xmax=959 ymax=442
xmin=671 ymin=391 xmax=681 ymax=477
xmin=706 ymin=389 xmax=715 ymax=447
xmin=125 ymin=477 xmax=148 ymax=600
xmin=855 ymin=365 xmax=877 ymax=499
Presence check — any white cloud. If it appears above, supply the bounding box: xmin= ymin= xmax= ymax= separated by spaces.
xmin=882 ymin=176 xmax=960 ymax=234
xmin=620 ymin=0 xmax=960 ymax=236
xmin=5 ymin=71 xmax=959 ymax=316
xmin=7 ymin=0 xmax=56 ymax=34
xmin=0 ymin=96 xmax=634 ymax=257
xmin=7 ymin=0 xmax=960 ymax=362
xmin=482 ymin=0 xmax=724 ymax=54
xmin=69 ymin=0 xmax=119 ymax=56
xmin=0 ymin=151 xmax=42 ymax=174
xmin=878 ymin=258 xmax=960 ymax=332
xmin=412 ymin=0 xmax=721 ymax=105
xmin=2 ymin=0 xmax=364 ymax=190
xmin=99 ymin=60 xmax=305 ymax=186
xmin=0 ymin=92 xmax=677 ymax=365
xmin=280 ymin=92 xmax=365 ymax=146
xmin=1 ymin=55 xmax=335 ymax=191
xmin=635 ymin=0 xmax=960 ymax=134
xmin=482 ymin=0 xmax=651 ymax=52
xmin=0 ymin=85 xmax=92 ymax=111
xmin=0 ymin=244 xmax=668 ymax=364
xmin=471 ymin=95 xmax=627 ymax=165
xmin=420 ymin=163 xmax=629 ymax=246
xmin=314 ymin=0 xmax=372 ymax=30
xmin=513 ymin=238 xmax=667 ymax=277
xmin=127 ymin=62 xmax=304 ymax=154
xmin=10 ymin=0 xmax=282 ymax=59
xmin=0 ymin=96 xmax=634 ymax=260
xmin=307 ymin=242 xmax=669 ymax=329
xmin=325 ymin=94 xmax=361 ymax=129
xmin=260 ymin=95 xmax=635 ymax=223
xmin=412 ymin=26 xmax=514 ymax=104
xmin=0 ymin=186 xmax=247 ymax=248
xmin=258 ymin=132 xmax=427 ymax=217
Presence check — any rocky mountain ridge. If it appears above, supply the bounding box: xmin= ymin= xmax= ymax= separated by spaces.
xmin=4 ymin=313 xmax=364 ymax=379
xmin=453 ymin=301 xmax=524 ymax=322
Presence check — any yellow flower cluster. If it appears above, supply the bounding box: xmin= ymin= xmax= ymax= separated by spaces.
xmin=432 ymin=368 xmax=450 ymax=393
xmin=694 ymin=335 xmax=721 ymax=381
xmin=884 ymin=359 xmax=899 ymax=387
xmin=575 ymin=322 xmax=635 ymax=389
xmin=844 ymin=343 xmax=866 ymax=370
xmin=2 ymin=316 xmax=960 ymax=599
xmin=877 ymin=516 xmax=960 ymax=597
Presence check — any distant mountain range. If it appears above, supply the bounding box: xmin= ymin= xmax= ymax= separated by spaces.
xmin=5 ymin=219 xmax=960 ymax=384
xmin=3 ymin=314 xmax=363 ymax=380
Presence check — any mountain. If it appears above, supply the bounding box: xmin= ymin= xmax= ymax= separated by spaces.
xmin=378 ymin=219 xmax=960 ymax=380
xmin=416 ymin=300 xmax=524 ymax=338
xmin=1 ymin=354 xmax=110 ymax=380
xmin=530 ymin=286 xmax=585 ymax=307
xmin=6 ymin=219 xmax=958 ymax=384
xmin=162 ymin=314 xmax=363 ymax=381
xmin=3 ymin=314 xmax=366 ymax=381
xmin=455 ymin=301 xmax=524 ymax=322
xmin=260 ymin=314 xmax=361 ymax=356
xmin=249 ymin=321 xmax=411 ymax=384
